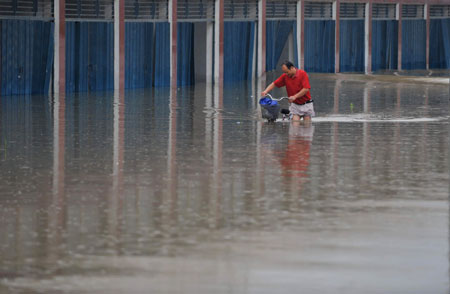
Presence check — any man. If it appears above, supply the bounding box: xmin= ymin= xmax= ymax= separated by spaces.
xmin=261 ymin=61 xmax=314 ymax=122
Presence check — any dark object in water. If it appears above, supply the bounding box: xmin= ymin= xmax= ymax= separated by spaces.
xmin=281 ymin=108 xmax=290 ymax=115
xmin=259 ymin=97 xmax=290 ymax=122
xmin=259 ymin=97 xmax=280 ymax=122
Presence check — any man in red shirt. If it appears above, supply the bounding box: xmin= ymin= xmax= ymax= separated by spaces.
xmin=261 ymin=61 xmax=314 ymax=122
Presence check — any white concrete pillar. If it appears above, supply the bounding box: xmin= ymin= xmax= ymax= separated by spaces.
xmin=364 ymin=1 xmax=372 ymax=74
xmin=53 ymin=0 xmax=65 ymax=94
xmin=214 ymin=0 xmax=224 ymax=86
xmin=425 ymin=3 xmax=430 ymax=70
xmin=258 ymin=0 xmax=266 ymax=77
xmin=169 ymin=0 xmax=178 ymax=87
xmin=114 ymin=0 xmax=125 ymax=90
xmin=397 ymin=3 xmax=402 ymax=71
xmin=297 ymin=0 xmax=304 ymax=69
xmin=206 ymin=0 xmax=214 ymax=83
xmin=334 ymin=0 xmax=340 ymax=73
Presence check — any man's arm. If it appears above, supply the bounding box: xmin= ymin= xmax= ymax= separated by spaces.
xmin=261 ymin=82 xmax=276 ymax=97
xmin=288 ymin=88 xmax=309 ymax=102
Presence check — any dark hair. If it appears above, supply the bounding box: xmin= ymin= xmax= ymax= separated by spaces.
xmin=282 ymin=60 xmax=295 ymax=69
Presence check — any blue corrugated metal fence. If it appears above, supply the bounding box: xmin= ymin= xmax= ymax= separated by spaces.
xmin=224 ymin=21 xmax=255 ymax=83
xmin=66 ymin=21 xmax=114 ymax=93
xmin=125 ymin=22 xmax=154 ymax=89
xmin=402 ymin=19 xmax=426 ymax=70
xmin=430 ymin=18 xmax=450 ymax=69
xmin=154 ymin=22 xmax=170 ymax=87
xmin=177 ymin=22 xmax=195 ymax=86
xmin=340 ymin=20 xmax=365 ymax=72
xmin=266 ymin=20 xmax=295 ymax=71
xmin=1 ymin=20 xmax=54 ymax=96
xmin=372 ymin=20 xmax=398 ymax=71
xmin=304 ymin=20 xmax=335 ymax=73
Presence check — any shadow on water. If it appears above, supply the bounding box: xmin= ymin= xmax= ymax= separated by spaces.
xmin=0 ymin=74 xmax=449 ymax=294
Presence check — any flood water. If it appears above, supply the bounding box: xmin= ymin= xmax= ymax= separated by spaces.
xmin=0 ymin=74 xmax=449 ymax=294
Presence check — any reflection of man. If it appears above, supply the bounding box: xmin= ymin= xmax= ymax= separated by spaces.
xmin=280 ymin=122 xmax=314 ymax=177
xmin=261 ymin=60 xmax=314 ymax=122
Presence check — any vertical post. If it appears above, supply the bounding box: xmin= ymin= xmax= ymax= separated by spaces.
xmin=114 ymin=0 xmax=125 ymax=91
xmin=214 ymin=0 xmax=224 ymax=86
xmin=334 ymin=0 xmax=340 ymax=73
xmin=257 ymin=0 xmax=266 ymax=77
xmin=364 ymin=1 xmax=372 ymax=74
xmin=169 ymin=0 xmax=177 ymax=87
xmin=425 ymin=3 xmax=430 ymax=70
xmin=53 ymin=0 xmax=65 ymax=93
xmin=206 ymin=1 xmax=214 ymax=83
xmin=297 ymin=0 xmax=305 ymax=69
xmin=397 ymin=3 xmax=402 ymax=71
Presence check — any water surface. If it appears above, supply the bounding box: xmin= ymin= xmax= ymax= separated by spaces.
xmin=0 ymin=74 xmax=449 ymax=294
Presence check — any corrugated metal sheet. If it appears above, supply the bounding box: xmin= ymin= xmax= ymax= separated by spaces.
xmin=154 ymin=22 xmax=170 ymax=86
xmin=65 ymin=21 xmax=114 ymax=93
xmin=224 ymin=21 xmax=255 ymax=82
xmin=401 ymin=19 xmax=426 ymax=70
xmin=372 ymin=20 xmax=398 ymax=71
xmin=430 ymin=18 xmax=450 ymax=69
xmin=266 ymin=20 xmax=295 ymax=71
xmin=177 ymin=22 xmax=195 ymax=86
xmin=125 ymin=22 xmax=154 ymax=89
xmin=125 ymin=21 xmax=193 ymax=88
xmin=304 ymin=20 xmax=335 ymax=72
xmin=1 ymin=19 xmax=53 ymax=96
xmin=340 ymin=19 xmax=364 ymax=72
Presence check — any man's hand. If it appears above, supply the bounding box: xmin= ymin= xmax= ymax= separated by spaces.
xmin=288 ymin=96 xmax=296 ymax=103
xmin=261 ymin=91 xmax=268 ymax=97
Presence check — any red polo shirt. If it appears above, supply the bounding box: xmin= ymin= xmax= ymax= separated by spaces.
xmin=274 ymin=69 xmax=312 ymax=104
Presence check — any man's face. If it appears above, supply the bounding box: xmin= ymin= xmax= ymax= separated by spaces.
xmin=282 ymin=65 xmax=295 ymax=78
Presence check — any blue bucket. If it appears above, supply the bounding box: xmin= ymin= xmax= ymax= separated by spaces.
xmin=259 ymin=97 xmax=278 ymax=106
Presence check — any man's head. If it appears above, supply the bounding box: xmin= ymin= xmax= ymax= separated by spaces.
xmin=281 ymin=61 xmax=296 ymax=78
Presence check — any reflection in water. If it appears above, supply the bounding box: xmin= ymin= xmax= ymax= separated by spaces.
xmin=48 ymin=92 xmax=66 ymax=272
xmin=281 ymin=122 xmax=314 ymax=178
xmin=0 ymin=75 xmax=449 ymax=294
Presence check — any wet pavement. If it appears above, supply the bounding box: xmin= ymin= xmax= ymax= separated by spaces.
xmin=0 ymin=74 xmax=449 ymax=294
